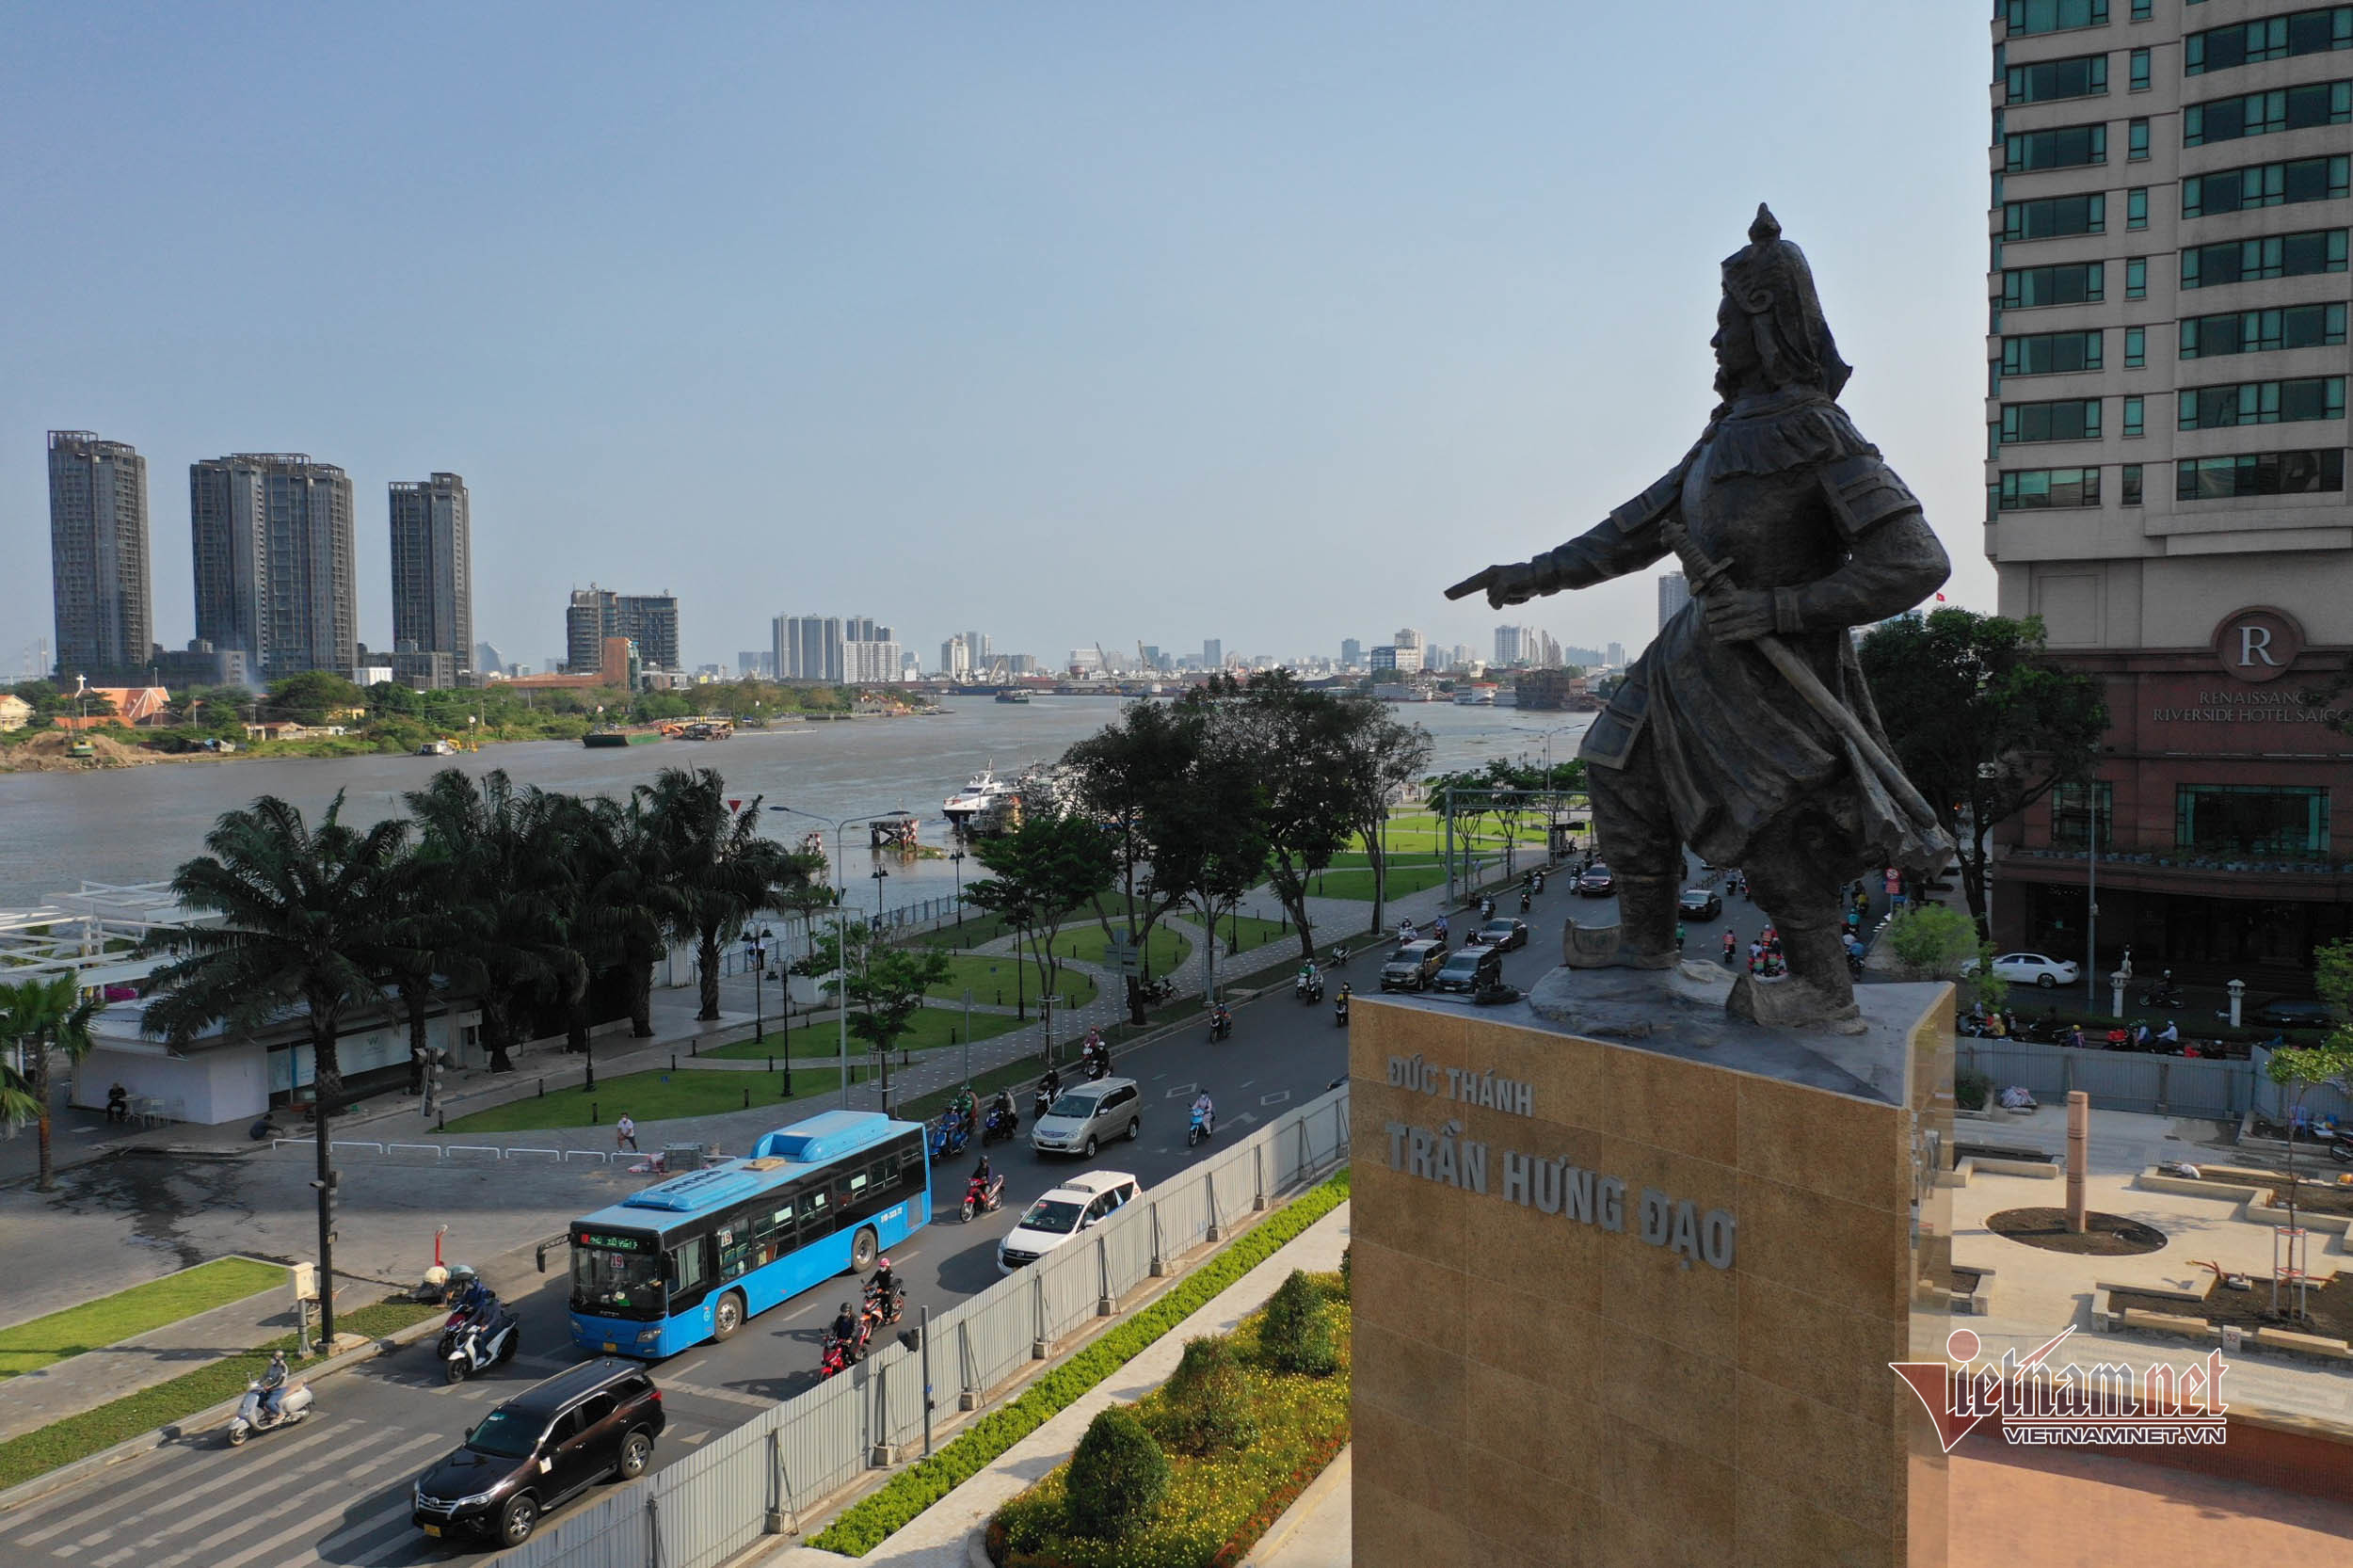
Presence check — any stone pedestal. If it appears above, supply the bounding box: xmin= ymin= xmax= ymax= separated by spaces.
xmin=1348 ymin=971 xmax=1953 ymax=1568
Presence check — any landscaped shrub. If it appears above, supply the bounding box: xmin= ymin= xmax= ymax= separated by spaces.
xmin=1257 ymin=1270 xmax=1336 ymax=1375
xmin=1337 ymin=1242 xmax=1351 ymax=1299
xmin=1152 ymin=1336 xmax=1257 ymax=1456
xmin=1956 ymin=1067 xmax=1993 ymax=1112
xmin=1065 ymin=1407 xmax=1170 ymax=1540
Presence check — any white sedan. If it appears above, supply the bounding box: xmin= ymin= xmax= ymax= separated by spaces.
xmin=1960 ymin=952 xmax=2081 ymax=988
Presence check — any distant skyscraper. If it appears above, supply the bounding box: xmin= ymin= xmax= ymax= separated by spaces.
xmin=1203 ymin=637 xmax=1223 ymax=669
xmin=844 ymin=636 xmax=902 ymax=683
xmin=568 ymin=587 xmax=679 ymax=673
xmin=190 ymin=452 xmax=356 ymax=680
xmin=940 ymin=634 xmax=972 ymax=679
xmin=737 ymin=648 xmax=776 ymax=679
xmin=1340 ymin=638 xmax=1363 ymax=668
xmin=1606 ymin=641 xmax=1625 ymax=667
xmin=776 ymin=615 xmax=843 ymax=681
xmin=567 ymin=589 xmax=616 ymax=673
xmin=1657 ymin=572 xmax=1691 ymax=632
xmin=388 ymin=473 xmax=472 ymax=687
xmin=47 ymin=431 xmax=152 ymax=678
xmin=475 ymin=641 xmax=508 ymax=678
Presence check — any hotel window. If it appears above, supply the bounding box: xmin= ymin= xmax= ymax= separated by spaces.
xmin=2007 ymin=123 xmax=2108 ymax=169
xmin=2124 ymin=394 xmax=2145 ymax=435
xmin=2121 ymin=462 xmax=2144 ymax=504
xmin=2001 ymin=398 xmax=2104 ymax=442
xmin=2052 ymin=781 xmax=2114 ymax=850
xmin=2185 ymin=8 xmax=2353 ymax=75
xmin=2177 ymin=376 xmax=2346 ymax=428
xmin=2132 ymin=0 xmax=2152 ymax=16
xmin=1999 ymin=466 xmax=2104 ymax=507
xmin=2125 ymin=256 xmax=2148 ymax=296
xmin=2175 ymin=784 xmax=2329 ymax=858
xmin=2004 ymin=192 xmax=2106 ymax=238
xmin=2180 ymin=228 xmax=2349 ymax=286
xmin=2009 ymin=53 xmax=2109 ymax=101
xmin=2008 ymin=0 xmax=2110 ymax=34
xmin=2002 ymin=260 xmax=2105 ymax=306
xmin=2185 ymin=80 xmax=2352 ymax=146
xmin=2127 ymin=186 xmax=2149 ymax=228
xmin=2128 ymin=118 xmax=2151 ymax=158
xmin=2002 ymin=329 xmax=2105 ymax=374
xmin=2176 ymin=446 xmax=2347 ymax=498
xmin=2183 ymin=154 xmax=2352 ymax=216
xmin=2179 ymin=301 xmax=2348 ymax=357
xmin=2125 ymin=325 xmax=2146 ymax=365
xmin=2131 ymin=46 xmax=2153 ymax=88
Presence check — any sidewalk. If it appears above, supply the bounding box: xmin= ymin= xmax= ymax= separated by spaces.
xmin=0 ymin=1278 xmax=291 ymax=1444
xmin=753 ymin=1200 xmax=1353 ymax=1568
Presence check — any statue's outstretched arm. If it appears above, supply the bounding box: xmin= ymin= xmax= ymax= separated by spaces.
xmin=1446 ymin=461 xmax=1686 ymax=610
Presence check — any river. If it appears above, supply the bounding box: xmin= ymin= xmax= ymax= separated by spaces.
xmin=0 ymin=697 xmax=1589 ymax=910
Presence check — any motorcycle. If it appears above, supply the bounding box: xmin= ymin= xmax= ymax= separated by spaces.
xmin=1518 ymin=890 xmax=1532 ymax=914
xmin=961 ymin=1171 xmax=1006 ymax=1222
xmin=818 ymin=1318 xmax=872 ymax=1379
xmin=2137 ymin=983 xmax=2185 ymax=1010
xmin=1294 ymin=972 xmax=1325 ymax=1004
xmin=226 ymin=1376 xmax=314 ymax=1445
xmin=982 ymin=1102 xmax=1020 ymax=1144
xmin=1334 ymin=992 xmax=1351 ymax=1027
xmin=1479 ymin=898 xmax=1495 ymax=920
xmin=1081 ymin=1048 xmax=1110 ymax=1081
xmin=1532 ymin=872 xmax=1545 ymax=894
xmin=862 ymin=1277 xmax=904 ymax=1330
xmin=440 ymin=1294 xmax=520 ymax=1384
xmin=1139 ymin=974 xmax=1176 ymax=1004
xmin=1033 ymin=1084 xmax=1059 ymax=1122
xmin=930 ymin=1113 xmax=971 ymax=1160
xmin=1208 ymin=1006 xmax=1233 ymax=1042
xmin=1188 ymin=1104 xmax=1214 ymax=1147
xmin=2326 ymin=1130 xmax=2353 ymax=1165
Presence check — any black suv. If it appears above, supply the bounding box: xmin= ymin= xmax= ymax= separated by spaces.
xmin=1430 ymin=946 xmax=1503 ymax=995
xmin=413 ymin=1359 xmax=664 ymax=1546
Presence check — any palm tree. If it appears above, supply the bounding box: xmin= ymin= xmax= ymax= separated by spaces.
xmin=405 ymin=769 xmax=582 ymax=1073
xmin=581 ymin=793 xmax=679 ymax=1041
xmin=139 ymin=792 xmax=407 ymax=1346
xmin=0 ymin=975 xmax=104 ymax=1192
xmin=644 ymin=768 xmax=822 ymax=1023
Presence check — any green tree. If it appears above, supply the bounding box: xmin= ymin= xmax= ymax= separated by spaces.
xmin=1064 ymin=1406 xmax=1170 ymax=1542
xmin=138 ymin=792 xmax=408 ymax=1345
xmin=2263 ymin=938 xmax=2353 ymax=1318
xmin=808 ymin=921 xmax=952 ymax=1107
xmin=1236 ymin=672 xmax=1371 ymax=963
xmin=966 ymin=810 xmax=1115 ymax=1033
xmin=642 ymin=768 xmax=823 ymax=1023
xmin=575 ymin=793 xmax=678 ymax=1043
xmin=1066 ymin=697 xmax=1217 ymax=1024
xmin=1334 ymin=703 xmax=1433 ymax=935
xmin=264 ymin=671 xmax=367 ymax=725
xmin=0 ymin=975 xmax=104 ymax=1192
xmin=1859 ymin=610 xmax=2107 ymax=935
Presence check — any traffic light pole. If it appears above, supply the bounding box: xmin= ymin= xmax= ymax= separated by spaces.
xmin=312 ymin=1087 xmax=339 ymax=1349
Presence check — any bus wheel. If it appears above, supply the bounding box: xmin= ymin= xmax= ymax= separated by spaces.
xmin=712 ymin=1289 xmax=745 ymax=1342
xmin=851 ymin=1227 xmax=879 ymax=1274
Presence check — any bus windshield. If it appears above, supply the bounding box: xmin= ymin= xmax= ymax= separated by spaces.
xmin=573 ymin=1242 xmax=664 ymax=1318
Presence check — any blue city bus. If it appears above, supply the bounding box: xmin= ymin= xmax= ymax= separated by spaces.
xmin=566 ymin=1109 xmax=931 ymax=1358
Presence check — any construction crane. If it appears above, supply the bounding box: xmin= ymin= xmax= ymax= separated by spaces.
xmin=1095 ymin=641 xmax=1114 ymax=679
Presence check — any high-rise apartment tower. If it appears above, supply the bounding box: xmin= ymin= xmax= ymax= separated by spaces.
xmin=47 ymin=431 xmax=152 ymax=678
xmin=190 ymin=453 xmax=356 ymax=680
xmin=389 ymin=473 xmax=472 ymax=687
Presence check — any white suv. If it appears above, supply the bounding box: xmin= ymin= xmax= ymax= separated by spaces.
xmin=996 ymin=1172 xmax=1141 ymax=1273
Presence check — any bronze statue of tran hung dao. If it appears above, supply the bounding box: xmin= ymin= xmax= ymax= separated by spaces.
xmin=1449 ymin=205 xmax=1955 ymax=1033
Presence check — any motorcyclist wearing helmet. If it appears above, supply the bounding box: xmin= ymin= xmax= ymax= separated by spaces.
xmin=259 ymin=1349 xmax=289 ymax=1418
xmin=870 ymin=1256 xmax=897 ymax=1318
xmin=991 ymin=1087 xmax=1016 ymax=1126
xmin=831 ymin=1302 xmax=859 ymax=1353
xmin=1191 ymin=1091 xmax=1214 ymax=1135
xmin=973 ymin=1152 xmax=992 ymax=1186
xmin=1039 ymin=1064 xmax=1063 ymax=1101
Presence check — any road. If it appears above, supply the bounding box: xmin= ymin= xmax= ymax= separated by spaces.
xmin=0 ymin=866 xmax=1809 ymax=1566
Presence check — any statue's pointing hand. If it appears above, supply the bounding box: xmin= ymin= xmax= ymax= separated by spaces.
xmin=1444 ymin=560 xmax=1546 ymax=609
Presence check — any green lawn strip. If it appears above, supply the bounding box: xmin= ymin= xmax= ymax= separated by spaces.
xmin=927 ymin=953 xmax=1096 ymax=1011
xmin=990 ymin=1275 xmax=1352 ymax=1567
xmin=0 ymin=1297 xmax=440 ymax=1492
xmin=1062 ymin=924 xmax=1192 ymax=975
xmin=917 ymin=911 xmax=1021 ymax=952
xmin=0 ymin=1258 xmax=288 ymax=1379
xmin=1308 ymin=863 xmax=1446 ymax=901
xmin=704 ymin=1006 xmax=1022 ymax=1061
xmin=441 ymin=1064 xmax=844 ymax=1133
xmin=807 ymin=1168 xmax=1352 ymax=1558
xmin=1193 ymin=914 xmax=1297 ymax=957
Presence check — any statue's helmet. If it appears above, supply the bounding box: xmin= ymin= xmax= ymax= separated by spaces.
xmin=1721 ymin=204 xmax=1852 ymax=400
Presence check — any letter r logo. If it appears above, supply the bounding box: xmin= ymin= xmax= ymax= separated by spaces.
xmin=2239 ymin=625 xmax=2280 ymax=667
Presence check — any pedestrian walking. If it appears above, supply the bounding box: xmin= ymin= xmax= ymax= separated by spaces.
xmin=616 ymin=1112 xmax=639 ymax=1154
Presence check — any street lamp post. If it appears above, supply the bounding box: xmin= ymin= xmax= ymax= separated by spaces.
xmin=949 ymin=851 xmax=966 ymax=936
xmin=766 ymin=802 xmax=906 ymax=1112
xmin=744 ymin=927 xmax=771 ymax=1045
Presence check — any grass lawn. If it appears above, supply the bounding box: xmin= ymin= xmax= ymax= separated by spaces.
xmin=1310 ymin=861 xmax=1448 ymax=901
xmin=441 ymin=1065 xmax=845 ymax=1133
xmin=917 ymin=910 xmax=1020 ymax=951
xmin=1190 ymin=912 xmax=1300 ymax=955
xmin=704 ymin=1004 xmax=1021 ymax=1060
xmin=925 ymin=953 xmax=1096 ymax=1010
xmin=0 ymin=1257 xmax=287 ymax=1379
xmin=1062 ymin=923 xmax=1193 ymax=975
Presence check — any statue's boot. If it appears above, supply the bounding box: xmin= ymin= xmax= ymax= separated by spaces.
xmin=1727 ymin=917 xmax=1865 ymax=1034
xmin=1561 ymin=872 xmax=1680 ymax=971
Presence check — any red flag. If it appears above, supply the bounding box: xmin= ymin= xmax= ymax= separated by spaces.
xmin=1934 ymin=593 xmax=1947 ymax=601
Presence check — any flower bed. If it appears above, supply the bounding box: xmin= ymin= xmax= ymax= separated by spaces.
xmin=986 ymin=1272 xmax=1352 ymax=1568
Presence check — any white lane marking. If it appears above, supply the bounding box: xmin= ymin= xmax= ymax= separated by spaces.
xmin=1160 ymin=1082 xmax=1197 ymax=1100
xmin=288 ymin=1496 xmax=417 ymax=1567
xmin=1231 ymin=1112 xmax=1258 ymax=1128
xmin=659 ymin=1376 xmax=776 ymax=1411
xmin=19 ymin=1419 xmax=345 ymax=1546
xmin=1239 ymin=1080 xmax=1256 ymax=1088
xmin=161 ymin=1432 xmax=446 ymax=1568
xmin=91 ymin=1425 xmax=413 ymax=1560
xmin=343 ymin=1517 xmax=436 ymax=1567
xmin=680 ymin=1431 xmax=709 ymax=1445
xmin=1259 ymin=1090 xmax=1291 ymax=1107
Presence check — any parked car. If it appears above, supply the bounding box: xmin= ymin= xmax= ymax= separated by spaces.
xmin=2252 ymin=997 xmax=2340 ymax=1029
xmin=1676 ymin=888 xmax=1722 ymax=921
xmin=1380 ymin=939 xmax=1450 ymax=992
xmin=1466 ymin=918 xmax=1529 ymax=952
xmin=1430 ymin=946 xmax=1504 ymax=995
xmin=1575 ymin=864 xmax=1615 ymax=897
xmin=1032 ymin=1078 xmax=1142 ymax=1159
xmin=997 ymin=1171 xmax=1140 ymax=1273
xmin=412 ymin=1359 xmax=664 ymax=1547
xmin=1958 ymin=952 xmax=2081 ymax=989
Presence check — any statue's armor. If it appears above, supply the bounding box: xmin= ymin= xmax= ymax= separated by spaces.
xmin=1534 ymin=386 xmax=1946 ymax=875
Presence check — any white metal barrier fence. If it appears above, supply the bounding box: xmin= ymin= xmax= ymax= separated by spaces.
xmin=488 ymin=1085 xmax=1352 ymax=1568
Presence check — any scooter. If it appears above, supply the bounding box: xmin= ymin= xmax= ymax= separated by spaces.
xmin=1334 ymin=991 xmax=1351 ymax=1027
xmin=440 ymin=1295 xmax=519 ymax=1384
xmin=1518 ymin=890 xmax=1532 ymax=913
xmin=1532 ymin=872 xmax=1545 ymax=894
xmin=2137 ymin=982 xmax=2185 ymax=1009
xmin=1033 ymin=1084 xmax=1059 ymax=1123
xmin=1294 ymin=972 xmax=1325 ymax=1004
xmin=862 ymin=1277 xmax=904 ymax=1330
xmin=962 ymin=1171 xmax=1005 ymax=1221
xmin=226 ymin=1377 xmax=313 ymax=1445
xmin=818 ymin=1319 xmax=872 ymax=1379
xmin=2325 ymin=1129 xmax=2353 ymax=1165
xmin=1188 ymin=1104 xmax=1215 ymax=1147
xmin=930 ymin=1113 xmax=970 ymax=1160
xmin=1479 ymin=898 xmax=1496 ymax=920
xmin=981 ymin=1103 xmax=1020 ymax=1144
xmin=1082 ymin=1048 xmax=1110 ymax=1081
xmin=1208 ymin=1006 xmax=1233 ymax=1042
xmin=1139 ymin=974 xmax=1176 ymax=1004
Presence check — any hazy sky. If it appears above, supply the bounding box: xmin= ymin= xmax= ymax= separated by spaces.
xmin=2 ymin=2 xmax=1992 ymax=676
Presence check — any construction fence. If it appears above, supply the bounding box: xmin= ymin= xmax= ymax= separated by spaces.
xmin=1957 ymin=1038 xmax=2353 ymax=1125
xmin=486 ymin=1085 xmax=1353 ymax=1568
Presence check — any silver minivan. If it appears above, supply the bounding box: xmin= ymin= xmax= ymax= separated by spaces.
xmin=1031 ymin=1078 xmax=1143 ymax=1159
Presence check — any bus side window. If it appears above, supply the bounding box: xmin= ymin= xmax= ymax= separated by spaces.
xmin=800 ymin=1186 xmax=831 ymax=1244
xmin=752 ymin=1204 xmax=792 ymax=1270
xmin=668 ymin=1238 xmax=711 ymax=1308
xmin=716 ymin=1222 xmax=754 ymax=1284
